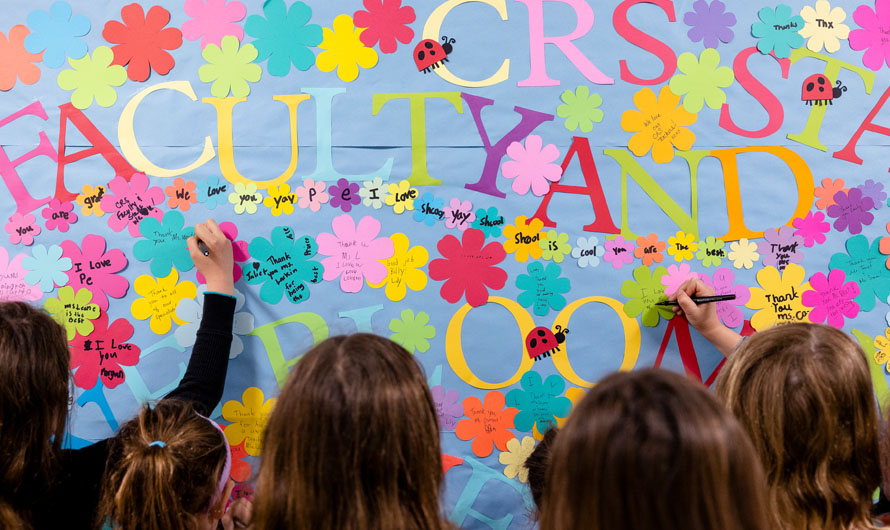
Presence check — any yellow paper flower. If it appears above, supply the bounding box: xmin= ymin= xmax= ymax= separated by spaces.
xmin=746 ymin=264 xmax=813 ymax=331
xmin=316 ymin=14 xmax=378 ymax=82
xmin=666 ymin=231 xmax=698 ymax=262
xmin=620 ymin=86 xmax=697 ymax=164
xmin=262 ymin=184 xmax=296 ymax=216
xmin=222 ymin=387 xmax=277 ymax=456
xmin=368 ymin=233 xmax=428 ymax=301
xmin=800 ymin=0 xmax=850 ymax=53
xmin=57 ymin=46 xmax=127 ymax=109
xmin=873 ymin=328 xmax=890 ymax=369
xmin=729 ymin=238 xmax=760 ymax=269
xmin=43 ymin=286 xmax=101 ymax=340
xmin=498 ymin=436 xmax=536 ymax=483
xmin=384 ymin=179 xmax=417 ymax=214
xmin=75 ymin=184 xmax=106 ymax=217
xmin=503 ymin=216 xmax=545 ymax=262
xmin=130 ymin=269 xmax=196 ymax=334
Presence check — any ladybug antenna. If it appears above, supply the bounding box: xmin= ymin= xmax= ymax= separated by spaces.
xmin=449 ymin=38 xmax=456 ymax=44
xmin=441 ymin=35 xmax=449 ymax=42
xmin=554 ymin=324 xmax=562 ymax=332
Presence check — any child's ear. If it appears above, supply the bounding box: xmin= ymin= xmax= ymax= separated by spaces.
xmin=210 ymin=480 xmax=236 ymax=519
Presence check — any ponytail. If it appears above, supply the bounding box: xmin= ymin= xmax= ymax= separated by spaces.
xmin=0 ymin=500 xmax=29 ymax=530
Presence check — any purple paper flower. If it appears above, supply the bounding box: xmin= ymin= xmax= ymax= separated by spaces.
xmin=603 ymin=235 xmax=634 ymax=270
xmin=757 ymin=226 xmax=804 ymax=271
xmin=684 ymin=0 xmax=736 ymax=49
xmin=827 ymin=188 xmax=874 ymax=235
xmin=431 ymin=385 xmax=463 ymax=431
xmin=700 ymin=267 xmax=750 ymax=328
xmin=857 ymin=179 xmax=885 ymax=210
xmin=328 ymin=178 xmax=361 ymax=213
xmin=793 ymin=211 xmax=830 ymax=248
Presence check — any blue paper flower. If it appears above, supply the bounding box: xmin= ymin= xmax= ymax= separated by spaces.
xmin=195 ymin=175 xmax=229 ymax=210
xmin=516 ymin=261 xmax=571 ymax=316
xmin=245 ymin=0 xmax=322 ymax=77
xmin=471 ymin=206 xmax=506 ymax=238
xmin=413 ymin=193 xmax=444 ymax=226
xmin=25 ymin=1 xmax=90 ymax=68
xmin=22 ymin=244 xmax=71 ymax=292
xmin=246 ymin=226 xmax=323 ymax=304
xmin=751 ymin=5 xmax=804 ymax=59
xmin=506 ymin=371 xmax=572 ymax=434
xmin=175 ymin=286 xmax=255 ymax=359
xmin=828 ymin=235 xmax=890 ymax=312
xmin=133 ymin=210 xmax=195 ymax=277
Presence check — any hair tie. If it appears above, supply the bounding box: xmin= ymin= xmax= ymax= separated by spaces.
xmin=148 ymin=440 xmax=166 ymax=448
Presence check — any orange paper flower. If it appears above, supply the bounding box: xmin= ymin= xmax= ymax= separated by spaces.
xmin=814 ymin=177 xmax=849 ymax=210
xmin=455 ymin=390 xmax=518 ymax=457
xmin=0 ymin=25 xmax=42 ymax=91
xmin=633 ymin=233 xmax=666 ymax=266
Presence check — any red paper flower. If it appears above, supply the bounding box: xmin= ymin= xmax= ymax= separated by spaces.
xmin=69 ymin=312 xmax=141 ymax=389
xmin=102 ymin=3 xmax=183 ymax=82
xmin=455 ymin=390 xmax=517 ymax=457
xmin=428 ymin=228 xmax=507 ymax=307
xmin=221 ymin=424 xmax=253 ymax=482
xmin=353 ymin=0 xmax=415 ymax=54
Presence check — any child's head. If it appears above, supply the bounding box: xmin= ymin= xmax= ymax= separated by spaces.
xmin=540 ymin=369 xmax=769 ymax=530
xmin=99 ymin=400 xmax=233 ymax=530
xmin=523 ymin=427 xmax=557 ymax=516
xmin=255 ymin=333 xmax=448 ymax=530
xmin=714 ymin=323 xmax=881 ymax=529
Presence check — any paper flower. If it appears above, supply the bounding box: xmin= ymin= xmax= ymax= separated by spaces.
xmin=556 ymin=86 xmax=604 ymax=133
xmin=133 ymin=210 xmax=195 ymax=277
xmin=385 ymin=179 xmax=418 ymax=214
xmin=100 ymin=173 xmax=164 ymax=236
xmin=68 ymin=313 xmax=140 ymax=389
xmin=175 ymin=286 xmax=254 ymax=359
xmin=75 ymin=184 xmax=106 ymax=217
xmin=800 ymin=0 xmax=850 ymax=53
xmin=195 ymin=221 xmax=249 ymax=285
xmin=881 ymin=223 xmax=890 ymax=268
xmin=829 ymin=235 xmax=890 ymax=311
xmin=42 ymin=199 xmax=77 ymax=232
xmin=44 ymin=286 xmax=100 ymax=340
xmin=507 ymin=371 xmax=572 ymax=435
xmin=850 ymin=0 xmax=890 ymax=70
xmin=501 ymin=135 xmax=563 ymax=196
xmin=162 ymin=177 xmax=196 ymax=211
xmin=246 ymin=227 xmax=323 ymax=304
xmin=572 ymin=236 xmax=604 ymax=268
xmin=228 ymin=182 xmax=263 ymax=214
xmin=728 ymin=238 xmax=760 ymax=270
xmin=667 ymin=231 xmax=698 ymax=261
xmin=22 ymin=244 xmax=71 ymax=293
xmin=684 ymin=0 xmax=736 ymax=48
xmin=102 ymin=4 xmax=182 ymax=82
xmin=516 ymin=261 xmax=571 ymax=316
xmin=369 ymin=232 xmax=428 ymax=301
xmin=751 ymin=5 xmax=805 ymax=59
xmin=622 ymin=265 xmax=673 ymax=327
xmin=827 ymin=188 xmax=874 ymax=235
xmin=57 ymin=46 xmax=127 ymax=109
xmin=814 ymin=177 xmax=848 ymax=210
xmin=802 ymin=269 xmax=860 ymax=328
xmin=429 ymin=228 xmax=507 ymax=307
xmin=245 ymin=0 xmax=321 ymax=76
xmin=444 ymin=198 xmax=475 ymax=231
xmin=661 ymin=263 xmax=699 ymax=297
xmin=25 ymin=1 xmax=89 ymax=68
xmin=696 ymin=236 xmax=726 ymax=267
xmin=757 ymin=226 xmax=804 ymax=272
xmin=359 ymin=177 xmax=385 ymax=209
xmin=388 ymin=309 xmax=435 ymax=354
xmin=130 ymin=270 xmax=197 ymax=335
xmin=471 ymin=206 xmax=505 ymax=238
xmin=0 ymin=25 xmax=42 ymax=90
xmin=199 ymin=35 xmax=261 ymax=98
xmin=604 ymin=236 xmax=635 ymax=270
xmin=700 ymin=267 xmax=751 ymax=328
xmin=499 ymin=436 xmax=537 ymax=483
xmin=858 ymin=179 xmax=885 ymax=210
xmin=194 ymin=175 xmax=228 ymax=210
xmin=431 ymin=385 xmax=462 ymax=430
xmin=670 ymin=48 xmax=735 ymax=113
xmin=317 ymin=215 xmax=393 ymax=293
xmin=874 ymin=328 xmax=890 ymax=369
xmin=0 ymin=247 xmax=42 ymax=301
xmin=59 ymin=235 xmax=128 ymax=311
xmin=223 ymin=387 xmax=277 ymax=456
xmin=295 ymin=178 xmax=329 ymax=212
xmin=503 ymin=216 xmax=545 ymax=262
xmin=746 ymin=264 xmax=812 ymax=331
xmin=793 ymin=211 xmax=831 ymax=247
xmin=226 ymin=435 xmax=251 ymax=482
xmin=263 ymin=184 xmax=296 ymax=216
xmin=633 ymin=233 xmax=666 ymax=266
xmin=455 ymin=391 xmax=518 ymax=458
xmin=622 ymin=86 xmax=697 ymax=164
xmin=353 ymin=0 xmax=415 ymax=54
xmin=414 ymin=193 xmax=445 ymax=226
xmin=329 ymin=178 xmax=362 ymax=213
xmin=5 ymin=213 xmax=40 ymax=245
xmin=182 ymin=0 xmax=245 ymax=48
xmin=316 ymin=14 xmax=378 ymax=82
xmin=539 ymin=231 xmax=571 ymax=263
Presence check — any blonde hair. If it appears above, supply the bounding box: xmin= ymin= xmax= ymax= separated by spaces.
xmin=715 ymin=323 xmax=881 ymax=530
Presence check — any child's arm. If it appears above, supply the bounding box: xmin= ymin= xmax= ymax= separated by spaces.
xmin=669 ymin=278 xmax=742 ymax=357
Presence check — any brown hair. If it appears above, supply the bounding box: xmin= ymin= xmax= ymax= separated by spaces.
xmin=98 ymin=400 xmax=229 ymax=530
xmin=0 ymin=302 xmax=71 ymax=529
xmin=715 ymin=323 xmax=881 ymax=530
xmin=254 ymin=334 xmax=451 ymax=530
xmin=540 ymin=369 xmax=770 ymax=530
xmin=523 ymin=427 xmax=557 ymax=516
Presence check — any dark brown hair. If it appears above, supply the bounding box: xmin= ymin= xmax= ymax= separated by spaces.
xmin=254 ymin=334 xmax=451 ymax=530
xmin=0 ymin=301 xmax=71 ymax=529
xmin=98 ymin=400 xmax=229 ymax=530
xmin=715 ymin=323 xmax=881 ymax=530
xmin=523 ymin=427 xmax=557 ymax=515
xmin=540 ymin=369 xmax=770 ymax=530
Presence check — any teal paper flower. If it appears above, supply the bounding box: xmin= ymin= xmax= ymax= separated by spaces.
xmin=828 ymin=235 xmax=890 ymax=312
xmin=668 ymin=48 xmax=734 ymax=113
xmin=696 ymin=236 xmax=726 ymax=267
xmin=516 ymin=261 xmax=571 ymax=316
xmin=133 ymin=210 xmax=195 ymax=277
xmin=389 ymin=309 xmax=436 ymax=354
xmin=22 ymin=244 xmax=72 ymax=292
xmin=557 ymin=85 xmax=604 ymax=133
xmin=621 ymin=265 xmax=673 ymax=327
xmin=245 ymin=0 xmax=322 ymax=76
xmin=471 ymin=206 xmax=505 ymax=238
xmin=751 ymin=5 xmax=805 ymax=59
xmin=506 ymin=371 xmax=572 ymax=434
xmin=246 ymin=226 xmax=323 ymax=304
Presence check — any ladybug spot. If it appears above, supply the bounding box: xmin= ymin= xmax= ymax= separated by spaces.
xmin=806 ymin=82 xmax=814 ymax=91
xmin=417 ymin=50 xmax=425 ymax=61
xmin=819 ymin=87 xmax=825 ymax=92
xmin=536 ymin=329 xmax=546 ymax=336
xmin=424 ymin=41 xmax=434 ymax=49
xmin=529 ymin=338 xmax=537 ymax=348
xmin=817 ymin=77 xmax=825 ymax=85
xmin=430 ymin=50 xmax=436 ymax=56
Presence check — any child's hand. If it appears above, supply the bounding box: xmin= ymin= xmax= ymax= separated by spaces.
xmin=188 ymin=219 xmax=235 ymax=295
xmin=220 ymin=497 xmax=253 ymax=530
xmin=669 ymin=278 xmax=741 ymax=357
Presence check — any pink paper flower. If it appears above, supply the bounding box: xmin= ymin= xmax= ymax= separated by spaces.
xmin=195 ymin=221 xmax=249 ymax=284
xmin=0 ymin=246 xmax=42 ymax=301
xmin=5 ymin=212 xmax=40 ymax=245
xmin=661 ymin=263 xmax=698 ymax=296
xmin=850 ymin=0 xmax=890 ymax=71
xmin=793 ymin=211 xmax=830 ymax=247
xmin=603 ymin=235 xmax=635 ymax=270
xmin=317 ymin=214 xmax=394 ymax=293
xmin=802 ymin=269 xmax=860 ymax=328
xmin=42 ymin=199 xmax=78 ymax=232
xmin=295 ymin=178 xmax=330 ymax=212
xmin=353 ymin=0 xmax=415 ymax=54
xmin=182 ymin=0 xmax=245 ymax=48
xmin=428 ymin=228 xmax=508 ymax=307
xmin=68 ymin=313 xmax=141 ymax=389
xmin=444 ymin=198 xmax=476 ymax=231
xmin=100 ymin=173 xmax=164 ymax=236
xmin=59 ymin=234 xmax=129 ymax=311
xmin=501 ymin=135 xmax=563 ymax=196
xmin=700 ymin=267 xmax=751 ymax=328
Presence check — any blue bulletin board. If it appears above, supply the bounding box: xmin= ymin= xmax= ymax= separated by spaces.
xmin=3 ymin=0 xmax=890 ymax=526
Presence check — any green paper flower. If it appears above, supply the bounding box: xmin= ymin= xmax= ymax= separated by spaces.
xmin=621 ymin=265 xmax=673 ymax=327
xmin=668 ymin=48 xmax=734 ymax=113
xmin=245 ymin=0 xmax=322 ymax=77
xmin=556 ymin=85 xmax=604 ymax=133
xmin=389 ymin=309 xmax=436 ymax=354
xmin=696 ymin=236 xmax=726 ymax=267
xmin=44 ymin=286 xmax=100 ymax=340
xmin=539 ymin=230 xmax=572 ymax=263
xmin=199 ymin=35 xmax=262 ymax=98
xmin=57 ymin=46 xmax=126 ymax=109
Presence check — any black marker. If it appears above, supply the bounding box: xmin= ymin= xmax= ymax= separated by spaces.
xmin=197 ymin=240 xmax=210 ymax=257
xmin=655 ymin=294 xmax=736 ymax=306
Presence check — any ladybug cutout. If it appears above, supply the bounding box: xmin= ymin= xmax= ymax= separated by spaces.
xmin=414 ymin=36 xmax=455 ymax=73
xmin=802 ymin=74 xmax=846 ymax=106
xmin=526 ymin=325 xmax=569 ymax=361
